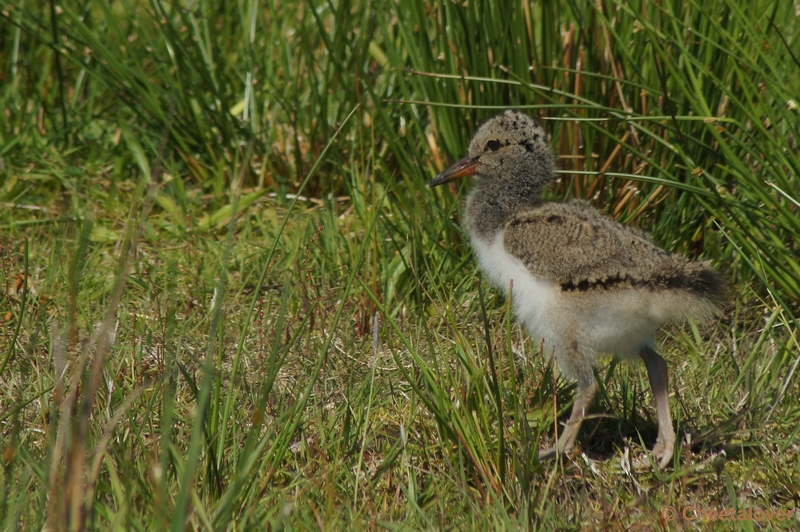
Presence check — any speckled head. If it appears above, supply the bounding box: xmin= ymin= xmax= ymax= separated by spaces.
xmin=428 ymin=110 xmax=553 ymax=188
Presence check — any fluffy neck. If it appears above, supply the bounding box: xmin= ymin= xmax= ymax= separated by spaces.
xmin=464 ymin=177 xmax=545 ymax=242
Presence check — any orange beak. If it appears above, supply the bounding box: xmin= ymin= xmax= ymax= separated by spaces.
xmin=427 ymin=155 xmax=479 ymax=187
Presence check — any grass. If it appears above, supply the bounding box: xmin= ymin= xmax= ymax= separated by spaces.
xmin=1 ymin=0 xmax=799 ymax=529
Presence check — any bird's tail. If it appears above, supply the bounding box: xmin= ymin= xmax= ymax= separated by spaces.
xmin=658 ymin=261 xmax=726 ymax=322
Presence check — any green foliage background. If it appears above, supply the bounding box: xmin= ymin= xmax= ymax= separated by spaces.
xmin=1 ymin=0 xmax=798 ymax=529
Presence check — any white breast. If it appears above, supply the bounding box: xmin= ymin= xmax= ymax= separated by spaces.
xmin=470 ymin=232 xmax=558 ymax=344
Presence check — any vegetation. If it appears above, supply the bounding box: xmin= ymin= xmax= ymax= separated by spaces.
xmin=1 ymin=0 xmax=798 ymax=529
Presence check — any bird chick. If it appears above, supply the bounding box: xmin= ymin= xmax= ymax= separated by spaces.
xmin=429 ymin=110 xmax=724 ymax=469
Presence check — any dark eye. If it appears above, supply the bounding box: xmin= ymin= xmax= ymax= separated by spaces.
xmin=486 ymin=140 xmax=501 ymax=152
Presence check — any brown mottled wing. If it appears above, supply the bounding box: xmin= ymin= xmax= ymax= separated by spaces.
xmin=502 ymin=201 xmax=675 ymax=288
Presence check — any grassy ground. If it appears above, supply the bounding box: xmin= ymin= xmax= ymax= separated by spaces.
xmin=1 ymin=0 xmax=799 ymax=529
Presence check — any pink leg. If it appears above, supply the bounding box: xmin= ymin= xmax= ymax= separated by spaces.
xmin=638 ymin=345 xmax=676 ymax=469
xmin=539 ymin=365 xmax=597 ymax=461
